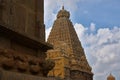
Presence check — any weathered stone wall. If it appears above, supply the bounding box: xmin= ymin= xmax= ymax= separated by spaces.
xmin=0 ymin=0 xmax=45 ymax=41
xmin=0 ymin=48 xmax=54 ymax=77
xmin=0 ymin=36 xmax=11 ymax=49
xmin=0 ymin=35 xmax=39 ymax=56
xmin=70 ymin=70 xmax=93 ymax=80
xmin=0 ymin=69 xmax=56 ymax=80
xmin=47 ymin=41 xmax=71 ymax=79
xmin=0 ymin=0 xmax=56 ymax=79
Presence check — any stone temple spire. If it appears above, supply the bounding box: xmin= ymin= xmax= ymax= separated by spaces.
xmin=107 ymin=73 xmax=115 ymax=80
xmin=48 ymin=6 xmax=85 ymax=61
xmin=47 ymin=6 xmax=93 ymax=80
xmin=62 ymin=5 xmax=64 ymax=10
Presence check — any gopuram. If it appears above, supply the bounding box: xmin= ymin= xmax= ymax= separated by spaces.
xmin=47 ymin=6 xmax=93 ymax=80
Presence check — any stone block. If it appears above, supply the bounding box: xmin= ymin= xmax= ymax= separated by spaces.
xmin=0 ymin=69 xmax=56 ymax=80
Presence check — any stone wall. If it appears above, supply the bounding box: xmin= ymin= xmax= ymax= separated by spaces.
xmin=0 ymin=0 xmax=56 ymax=80
xmin=0 ymin=36 xmax=36 ymax=56
xmin=0 ymin=24 xmax=54 ymax=78
xmin=70 ymin=70 xmax=93 ymax=80
xmin=0 ymin=69 xmax=56 ymax=80
xmin=0 ymin=0 xmax=45 ymax=41
xmin=0 ymin=48 xmax=54 ymax=77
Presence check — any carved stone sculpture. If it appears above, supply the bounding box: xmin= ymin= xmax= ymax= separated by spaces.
xmin=15 ymin=55 xmax=28 ymax=72
xmin=1 ymin=49 xmax=14 ymax=70
xmin=0 ymin=48 xmax=55 ymax=76
xmin=29 ymin=58 xmax=41 ymax=74
xmin=41 ymin=59 xmax=55 ymax=76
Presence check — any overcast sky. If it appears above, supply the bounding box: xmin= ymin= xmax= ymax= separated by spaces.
xmin=44 ymin=0 xmax=120 ymax=80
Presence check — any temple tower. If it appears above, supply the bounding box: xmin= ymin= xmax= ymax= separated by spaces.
xmin=107 ymin=73 xmax=116 ymax=80
xmin=47 ymin=6 xmax=93 ymax=80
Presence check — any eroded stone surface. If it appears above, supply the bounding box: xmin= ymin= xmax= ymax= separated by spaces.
xmin=0 ymin=69 xmax=56 ymax=80
xmin=0 ymin=48 xmax=54 ymax=76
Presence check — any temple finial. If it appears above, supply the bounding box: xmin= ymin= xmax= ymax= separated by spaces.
xmin=110 ymin=73 xmax=112 ymax=76
xmin=62 ymin=5 xmax=64 ymax=10
xmin=61 ymin=0 xmax=64 ymax=10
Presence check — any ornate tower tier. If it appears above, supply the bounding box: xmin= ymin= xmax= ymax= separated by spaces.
xmin=47 ymin=6 xmax=93 ymax=80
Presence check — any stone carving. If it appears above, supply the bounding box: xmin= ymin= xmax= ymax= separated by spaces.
xmin=0 ymin=49 xmax=14 ymax=70
xmin=29 ymin=58 xmax=41 ymax=74
xmin=0 ymin=48 xmax=55 ymax=76
xmin=15 ymin=54 xmax=28 ymax=72
xmin=47 ymin=41 xmax=71 ymax=79
xmin=79 ymin=56 xmax=92 ymax=73
xmin=41 ymin=59 xmax=55 ymax=76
